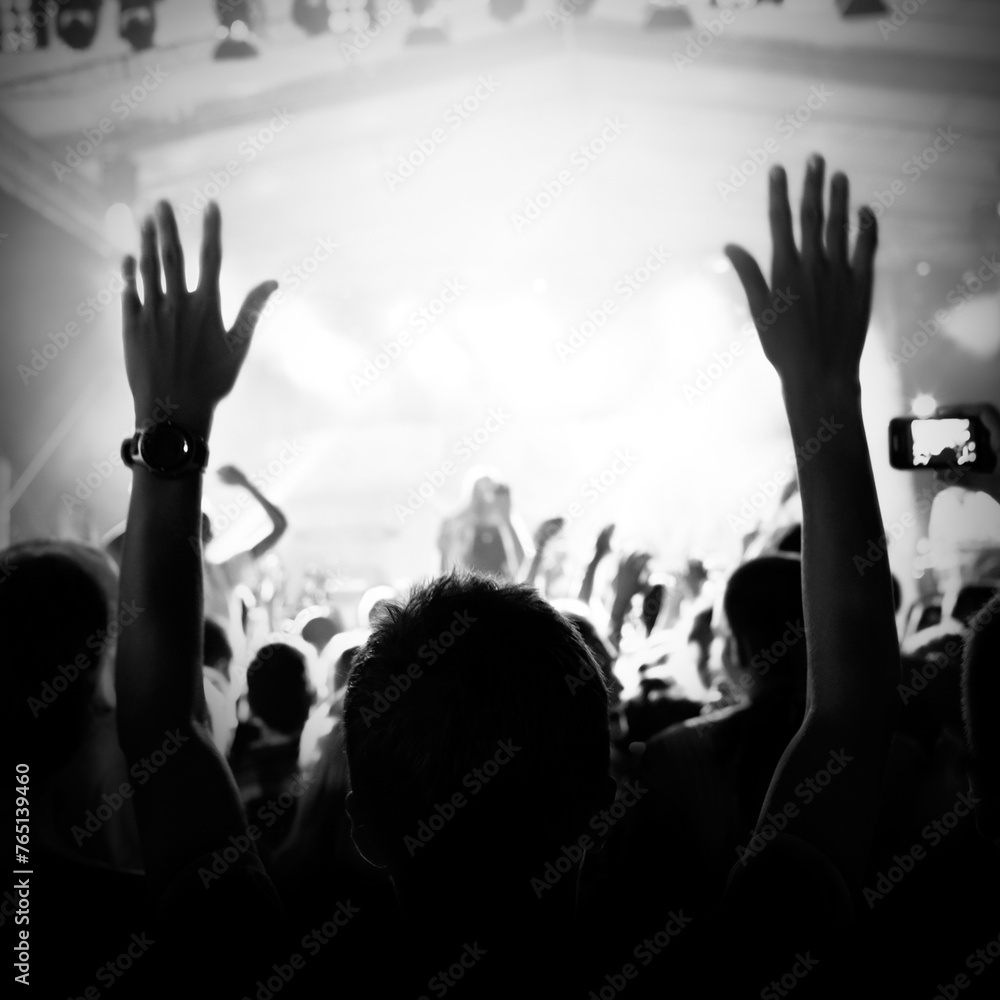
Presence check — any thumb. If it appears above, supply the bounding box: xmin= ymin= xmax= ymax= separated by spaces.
xmin=229 ymin=280 xmax=279 ymax=351
xmin=724 ymin=244 xmax=769 ymax=322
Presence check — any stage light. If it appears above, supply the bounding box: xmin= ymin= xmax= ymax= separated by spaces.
xmin=405 ymin=0 xmax=447 ymax=45
xmin=489 ymin=0 xmax=525 ymax=22
xmin=56 ymin=0 xmax=102 ymax=50
xmin=291 ymin=0 xmax=330 ymax=35
xmin=326 ymin=0 xmax=371 ymax=34
xmin=836 ymin=0 xmax=888 ymax=16
xmin=214 ymin=0 xmax=258 ymax=58
xmin=3 ymin=0 xmax=56 ymax=52
xmin=644 ymin=1 xmax=693 ymax=31
xmin=119 ymin=0 xmax=155 ymax=52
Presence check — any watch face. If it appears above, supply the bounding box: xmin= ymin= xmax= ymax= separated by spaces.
xmin=140 ymin=423 xmax=192 ymax=471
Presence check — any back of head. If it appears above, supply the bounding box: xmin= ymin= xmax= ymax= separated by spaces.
xmin=299 ymin=609 xmax=343 ymax=655
xmin=3 ymin=539 xmax=116 ymax=779
xmin=723 ymin=554 xmax=805 ymax=684
xmin=344 ymin=573 xmax=611 ymax=875
xmin=247 ymin=642 xmax=314 ymax=735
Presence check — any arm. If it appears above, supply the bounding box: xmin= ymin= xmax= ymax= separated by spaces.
xmin=608 ymin=551 xmax=651 ymax=650
xmin=116 ymin=201 xmax=276 ymax=896
xmin=217 ymin=464 xmax=289 ymax=559
xmin=522 ymin=516 xmax=564 ymax=588
xmin=725 ymin=157 xmax=898 ymax=891
xmin=579 ymin=523 xmax=614 ymax=603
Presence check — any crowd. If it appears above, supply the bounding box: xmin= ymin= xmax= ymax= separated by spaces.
xmin=7 ymin=154 xmax=1000 ymax=999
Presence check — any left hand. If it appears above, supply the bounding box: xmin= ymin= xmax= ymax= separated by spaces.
xmin=121 ymin=200 xmax=277 ymax=435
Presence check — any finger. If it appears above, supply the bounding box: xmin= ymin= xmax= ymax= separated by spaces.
xmin=850 ymin=206 xmax=878 ymax=308
xmin=139 ymin=215 xmax=161 ymax=312
xmin=767 ymin=165 xmax=796 ymax=274
xmin=156 ymin=201 xmax=186 ymax=301
xmin=825 ymin=171 xmax=849 ymax=268
xmin=121 ymin=255 xmax=141 ymax=328
xmin=228 ymin=280 xmax=279 ymax=357
xmin=724 ymin=244 xmax=770 ymax=321
xmin=800 ymin=154 xmax=825 ymax=266
xmin=198 ymin=201 xmax=223 ymax=298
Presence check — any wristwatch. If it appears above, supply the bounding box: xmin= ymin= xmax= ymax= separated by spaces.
xmin=121 ymin=421 xmax=209 ymax=478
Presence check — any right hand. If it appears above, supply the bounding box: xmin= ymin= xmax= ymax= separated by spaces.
xmin=121 ymin=201 xmax=276 ymax=434
xmin=724 ymin=155 xmax=878 ymax=400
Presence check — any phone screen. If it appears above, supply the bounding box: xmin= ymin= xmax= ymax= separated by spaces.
xmin=890 ymin=416 xmax=984 ymax=470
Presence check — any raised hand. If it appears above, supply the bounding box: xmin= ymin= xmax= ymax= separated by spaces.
xmin=121 ymin=201 xmax=277 ymax=434
xmin=533 ymin=516 xmax=564 ymax=549
xmin=614 ymin=551 xmax=652 ymax=603
xmin=217 ymin=464 xmax=250 ymax=487
xmin=724 ymin=155 xmax=877 ymax=398
xmin=594 ymin=524 xmax=615 ymax=559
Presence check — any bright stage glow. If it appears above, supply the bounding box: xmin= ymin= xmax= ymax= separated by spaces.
xmin=104 ymin=203 xmax=136 ymax=253
xmin=911 ymin=393 xmax=937 ymax=417
xmin=942 ymin=291 xmax=1000 ymax=359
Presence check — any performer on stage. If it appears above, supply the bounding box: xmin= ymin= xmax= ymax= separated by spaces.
xmin=438 ymin=467 xmax=533 ymax=580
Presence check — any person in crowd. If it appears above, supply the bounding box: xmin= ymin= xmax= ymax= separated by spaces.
xmin=4 ymin=539 xmax=150 ymax=998
xmin=106 ymin=155 xmax=910 ymax=998
xmin=201 ymin=616 xmax=239 ymax=754
xmin=607 ymin=554 xmax=807 ymax=937
xmin=438 ymin=468 xmax=533 ymax=579
xmin=202 ymin=463 xmax=289 ymax=627
xmin=228 ymin=640 xmax=316 ymax=855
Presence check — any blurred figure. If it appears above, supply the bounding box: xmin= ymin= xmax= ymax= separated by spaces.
xmin=228 ymin=640 xmax=316 ymax=858
xmin=4 ymin=539 xmax=149 ymax=996
xmin=438 ymin=467 xmax=532 ymax=579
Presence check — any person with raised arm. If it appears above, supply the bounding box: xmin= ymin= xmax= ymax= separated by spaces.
xmin=690 ymin=155 xmax=899 ymax=994
xmin=578 ymin=523 xmax=614 ymax=605
xmin=521 ymin=515 xmax=564 ymax=589
xmin=114 ymin=201 xmax=290 ymax=997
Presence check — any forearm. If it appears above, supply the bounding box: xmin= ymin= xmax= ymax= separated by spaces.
xmin=523 ymin=551 xmax=544 ymax=587
xmin=579 ymin=554 xmax=601 ymax=604
xmin=757 ymin=386 xmax=898 ymax=888
xmin=786 ymin=386 xmax=898 ymax=719
xmin=247 ymin=484 xmax=288 ymax=555
xmin=116 ymin=467 xmax=206 ymax=754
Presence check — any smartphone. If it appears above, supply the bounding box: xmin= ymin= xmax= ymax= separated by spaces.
xmin=889 ymin=415 xmax=990 ymax=471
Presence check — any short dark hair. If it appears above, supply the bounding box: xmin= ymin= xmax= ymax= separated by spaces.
xmin=724 ymin=554 xmax=804 ymax=673
xmin=344 ymin=573 xmax=611 ymax=868
xmin=3 ymin=540 xmax=116 ymax=778
xmin=247 ymin=643 xmax=313 ymax=735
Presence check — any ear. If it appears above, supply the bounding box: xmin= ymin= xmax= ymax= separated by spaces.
xmin=345 ymin=790 xmax=389 ymax=869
